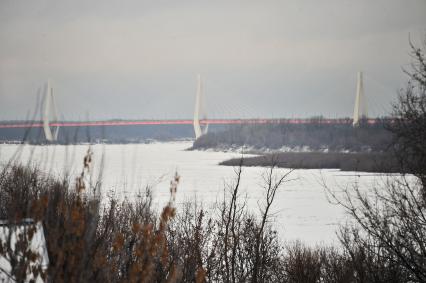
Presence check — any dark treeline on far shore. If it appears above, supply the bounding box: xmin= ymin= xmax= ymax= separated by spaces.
xmin=1 ymin=120 xmax=391 ymax=149
xmin=220 ymin=151 xmax=400 ymax=173
xmin=192 ymin=120 xmax=393 ymax=153
xmin=0 ymin=124 xmax=194 ymax=144
xmin=0 ymin=124 xmax=236 ymax=144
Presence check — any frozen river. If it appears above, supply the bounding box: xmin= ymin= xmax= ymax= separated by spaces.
xmin=0 ymin=141 xmax=385 ymax=246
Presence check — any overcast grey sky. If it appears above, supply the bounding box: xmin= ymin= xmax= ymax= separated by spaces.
xmin=1 ymin=0 xmax=425 ymax=120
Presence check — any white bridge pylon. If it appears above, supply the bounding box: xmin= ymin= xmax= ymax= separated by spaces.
xmin=193 ymin=74 xmax=208 ymax=139
xmin=353 ymin=71 xmax=368 ymax=126
xmin=42 ymin=79 xmax=60 ymax=141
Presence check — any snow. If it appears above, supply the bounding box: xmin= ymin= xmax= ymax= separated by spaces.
xmin=0 ymin=141 xmax=387 ymax=246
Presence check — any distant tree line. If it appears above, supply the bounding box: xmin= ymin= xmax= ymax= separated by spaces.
xmin=192 ymin=121 xmax=393 ymax=153
xmin=0 ymin=124 xmax=196 ymax=144
xmin=220 ymin=151 xmax=400 ymax=173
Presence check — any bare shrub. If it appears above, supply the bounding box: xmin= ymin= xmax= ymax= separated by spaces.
xmin=329 ymin=176 xmax=426 ymax=283
xmin=0 ymin=160 xmax=180 ymax=282
xmin=388 ymin=37 xmax=426 ymax=186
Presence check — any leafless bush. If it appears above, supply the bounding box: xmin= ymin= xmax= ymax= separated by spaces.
xmin=0 ymin=160 xmax=180 ymax=282
xmin=388 ymin=36 xmax=426 ymax=187
xmin=328 ymin=175 xmax=426 ymax=283
xmin=162 ymin=158 xmax=291 ymax=283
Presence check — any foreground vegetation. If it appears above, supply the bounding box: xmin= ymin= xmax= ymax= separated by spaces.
xmin=1 ymin=161 xmax=425 ymax=283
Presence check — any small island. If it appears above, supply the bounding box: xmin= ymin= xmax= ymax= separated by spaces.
xmin=192 ymin=121 xmax=400 ymax=173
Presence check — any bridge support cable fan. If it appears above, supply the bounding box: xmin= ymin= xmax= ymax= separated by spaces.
xmin=193 ymin=74 xmax=209 ymax=139
xmin=42 ymin=79 xmax=60 ymax=141
xmin=353 ymin=71 xmax=368 ymax=126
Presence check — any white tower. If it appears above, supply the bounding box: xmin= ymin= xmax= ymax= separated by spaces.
xmin=43 ymin=79 xmax=60 ymax=141
xmin=193 ymin=74 xmax=208 ymax=139
xmin=353 ymin=71 xmax=367 ymax=126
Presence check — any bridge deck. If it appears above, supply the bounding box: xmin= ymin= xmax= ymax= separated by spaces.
xmin=0 ymin=118 xmax=380 ymax=129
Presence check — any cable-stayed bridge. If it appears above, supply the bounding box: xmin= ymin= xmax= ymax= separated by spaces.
xmin=0 ymin=72 xmax=382 ymax=142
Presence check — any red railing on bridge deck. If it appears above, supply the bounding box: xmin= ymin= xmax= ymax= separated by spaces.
xmin=0 ymin=118 xmax=381 ymax=129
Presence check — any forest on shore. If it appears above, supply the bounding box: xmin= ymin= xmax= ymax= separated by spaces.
xmin=192 ymin=121 xmax=392 ymax=153
xmin=192 ymin=120 xmax=397 ymax=173
xmin=220 ymin=151 xmax=400 ymax=173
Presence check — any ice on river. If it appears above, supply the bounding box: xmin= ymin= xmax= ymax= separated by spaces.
xmin=0 ymin=141 xmax=387 ymax=246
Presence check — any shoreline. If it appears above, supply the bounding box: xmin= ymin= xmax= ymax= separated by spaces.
xmin=219 ymin=151 xmax=401 ymax=173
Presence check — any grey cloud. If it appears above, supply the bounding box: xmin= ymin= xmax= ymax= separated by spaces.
xmin=1 ymin=0 xmax=425 ymax=120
